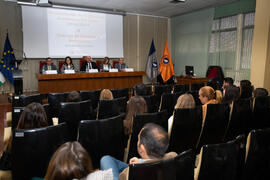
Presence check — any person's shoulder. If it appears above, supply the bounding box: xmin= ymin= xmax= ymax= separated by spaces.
xmin=86 ymin=169 xmax=113 ymax=180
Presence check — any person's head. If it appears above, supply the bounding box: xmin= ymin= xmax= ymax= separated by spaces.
xmin=100 ymin=89 xmax=114 ymax=100
xmin=253 ymin=88 xmax=269 ymax=98
xmin=17 ymin=102 xmax=48 ymax=129
xmin=103 ymin=57 xmax=110 ymax=64
xmin=65 ymin=56 xmax=73 ymax=65
xmin=45 ymin=141 xmax=94 ymax=180
xmin=199 ymin=86 xmax=222 ymax=104
xmin=137 ymin=123 xmax=169 ymax=159
xmin=222 ymin=85 xmax=240 ymax=104
xmin=46 ymin=57 xmax=53 ymax=65
xmin=133 ymin=83 xmax=147 ymax=96
xmin=127 ymin=96 xmax=147 ymax=115
xmin=119 ymin=58 xmax=124 ymax=64
xmin=175 ymin=93 xmax=195 ymax=109
xmin=66 ymin=91 xmax=81 ymax=102
xmin=223 ymin=77 xmax=234 ymax=89
xmin=86 ymin=56 xmax=92 ymax=63
xmin=240 ymin=80 xmax=253 ymax=99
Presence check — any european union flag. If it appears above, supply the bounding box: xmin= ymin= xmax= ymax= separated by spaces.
xmin=0 ymin=33 xmax=15 ymax=85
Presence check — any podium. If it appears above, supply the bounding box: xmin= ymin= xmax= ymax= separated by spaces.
xmin=13 ymin=69 xmax=23 ymax=95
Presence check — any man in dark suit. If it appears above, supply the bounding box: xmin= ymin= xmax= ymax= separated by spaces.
xmin=41 ymin=57 xmax=58 ymax=74
xmin=115 ymin=58 xmax=128 ymax=72
xmin=80 ymin=56 xmax=99 ymax=72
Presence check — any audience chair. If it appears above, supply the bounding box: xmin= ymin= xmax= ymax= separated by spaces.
xmin=110 ymin=88 xmax=130 ymax=99
xmin=78 ymin=113 xmax=126 ymax=168
xmin=96 ymin=97 xmax=123 ymax=119
xmin=12 ymin=123 xmax=69 ymax=180
xmin=169 ymin=107 xmax=202 ymax=154
xmin=58 ymin=101 xmax=81 ymax=141
xmin=12 ymin=94 xmax=42 ymax=108
xmin=195 ymin=135 xmax=244 ymax=180
xmin=80 ymin=89 xmax=101 ymax=110
xmin=141 ymin=95 xmax=159 ymax=113
xmin=159 ymin=92 xmax=184 ymax=117
xmin=196 ymin=103 xmax=230 ymax=152
xmin=127 ymin=110 xmax=168 ymax=161
xmin=48 ymin=92 xmax=69 ymax=118
xmin=223 ymin=98 xmax=252 ymax=141
xmin=191 ymin=83 xmax=205 ymax=91
xmin=154 ymin=84 xmax=172 ymax=104
xmin=11 ymin=107 xmax=24 ymax=130
xmin=42 ymin=104 xmax=54 ymax=126
xmin=128 ymin=149 xmax=195 ymax=180
xmin=173 ymin=84 xmax=189 ymax=93
xmin=252 ymin=96 xmax=270 ymax=130
xmin=243 ymin=128 xmax=270 ymax=180
xmin=187 ymin=90 xmax=202 ymax=106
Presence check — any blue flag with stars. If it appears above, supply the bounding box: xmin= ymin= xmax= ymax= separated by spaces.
xmin=145 ymin=39 xmax=158 ymax=81
xmin=0 ymin=33 xmax=15 ymax=85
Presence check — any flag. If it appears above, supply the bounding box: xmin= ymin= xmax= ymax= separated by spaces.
xmin=159 ymin=40 xmax=174 ymax=82
xmin=145 ymin=39 xmax=158 ymax=81
xmin=0 ymin=33 xmax=16 ymax=85
xmin=0 ymin=72 xmax=5 ymax=86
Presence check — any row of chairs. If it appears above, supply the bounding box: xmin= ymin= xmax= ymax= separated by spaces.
xmin=11 ymin=114 xmax=270 ymax=180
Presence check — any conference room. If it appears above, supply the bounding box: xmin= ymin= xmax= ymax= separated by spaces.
xmin=0 ymin=0 xmax=270 ymax=179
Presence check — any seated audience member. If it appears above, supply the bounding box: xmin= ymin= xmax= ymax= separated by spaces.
xmin=253 ymin=88 xmax=269 ymax=98
xmin=198 ymin=86 xmax=222 ymax=121
xmin=123 ymin=96 xmax=147 ymax=135
xmin=100 ymin=123 xmax=177 ymax=180
xmin=61 ymin=56 xmax=75 ymax=73
xmin=239 ymin=80 xmax=253 ymax=99
xmin=41 ymin=57 xmax=58 ymax=74
xmin=168 ymin=94 xmax=195 ymax=136
xmin=99 ymin=57 xmax=112 ymax=72
xmin=222 ymin=77 xmax=234 ymax=94
xmin=222 ymin=85 xmax=240 ymax=107
xmin=44 ymin=141 xmax=113 ymax=180
xmin=0 ymin=102 xmax=49 ymax=170
xmin=100 ymin=89 xmax=114 ymax=100
xmin=80 ymin=56 xmax=99 ymax=72
xmin=115 ymin=58 xmax=128 ymax=72
xmin=66 ymin=91 xmax=81 ymax=102
xmin=133 ymin=83 xmax=147 ymax=96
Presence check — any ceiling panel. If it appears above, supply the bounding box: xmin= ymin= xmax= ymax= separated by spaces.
xmin=50 ymin=0 xmax=238 ymax=17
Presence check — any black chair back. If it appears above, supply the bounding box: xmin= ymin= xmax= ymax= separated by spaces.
xmin=48 ymin=92 xmax=69 ymax=118
xmin=96 ymin=98 xmax=123 ymax=119
xmin=159 ymin=92 xmax=184 ymax=117
xmin=128 ymin=110 xmax=168 ymax=160
xmin=191 ymin=83 xmax=205 ymax=91
xmin=196 ymin=139 xmax=240 ymax=180
xmin=80 ymin=89 xmax=101 ymax=110
xmin=11 ymin=107 xmax=24 ymax=130
xmin=141 ymin=95 xmax=159 ymax=113
xmin=196 ymin=104 xmax=230 ymax=152
xmin=173 ymin=84 xmax=189 ymax=93
xmin=78 ymin=113 xmax=126 ymax=168
xmin=19 ymin=94 xmax=42 ymax=107
xmin=128 ymin=149 xmax=195 ymax=180
xmin=110 ymin=88 xmax=130 ymax=99
xmin=169 ymin=107 xmax=202 ymax=153
xmin=12 ymin=123 xmax=69 ymax=180
xmin=79 ymin=100 xmax=94 ymax=120
xmin=252 ymin=96 xmax=270 ymax=130
xmin=243 ymin=128 xmax=270 ymax=180
xmin=58 ymin=102 xmax=81 ymax=140
xmin=188 ymin=90 xmax=202 ymax=106
xmin=224 ymin=98 xmax=252 ymax=141
xmin=154 ymin=85 xmax=172 ymax=104
xmin=43 ymin=104 xmax=54 ymax=126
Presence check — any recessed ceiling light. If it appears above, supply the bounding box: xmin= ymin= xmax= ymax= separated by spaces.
xmin=170 ymin=0 xmax=186 ymax=4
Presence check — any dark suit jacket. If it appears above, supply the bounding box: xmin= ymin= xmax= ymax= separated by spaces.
xmin=115 ymin=63 xmax=128 ymax=72
xmin=80 ymin=61 xmax=99 ymax=71
xmin=41 ymin=64 xmax=58 ymax=73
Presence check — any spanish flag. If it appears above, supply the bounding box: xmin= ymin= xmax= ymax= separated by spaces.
xmin=159 ymin=41 xmax=174 ymax=82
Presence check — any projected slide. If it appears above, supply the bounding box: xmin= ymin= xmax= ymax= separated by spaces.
xmin=22 ymin=6 xmax=123 ymax=58
xmin=47 ymin=9 xmax=106 ymax=57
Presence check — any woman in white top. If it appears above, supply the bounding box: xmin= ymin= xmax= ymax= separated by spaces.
xmin=168 ymin=93 xmax=195 ymax=137
xmin=99 ymin=57 xmax=112 ymax=72
xmin=61 ymin=56 xmax=75 ymax=73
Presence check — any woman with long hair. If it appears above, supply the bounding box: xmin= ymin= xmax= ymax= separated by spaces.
xmin=61 ymin=56 xmax=75 ymax=73
xmin=123 ymin=96 xmax=147 ymax=135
